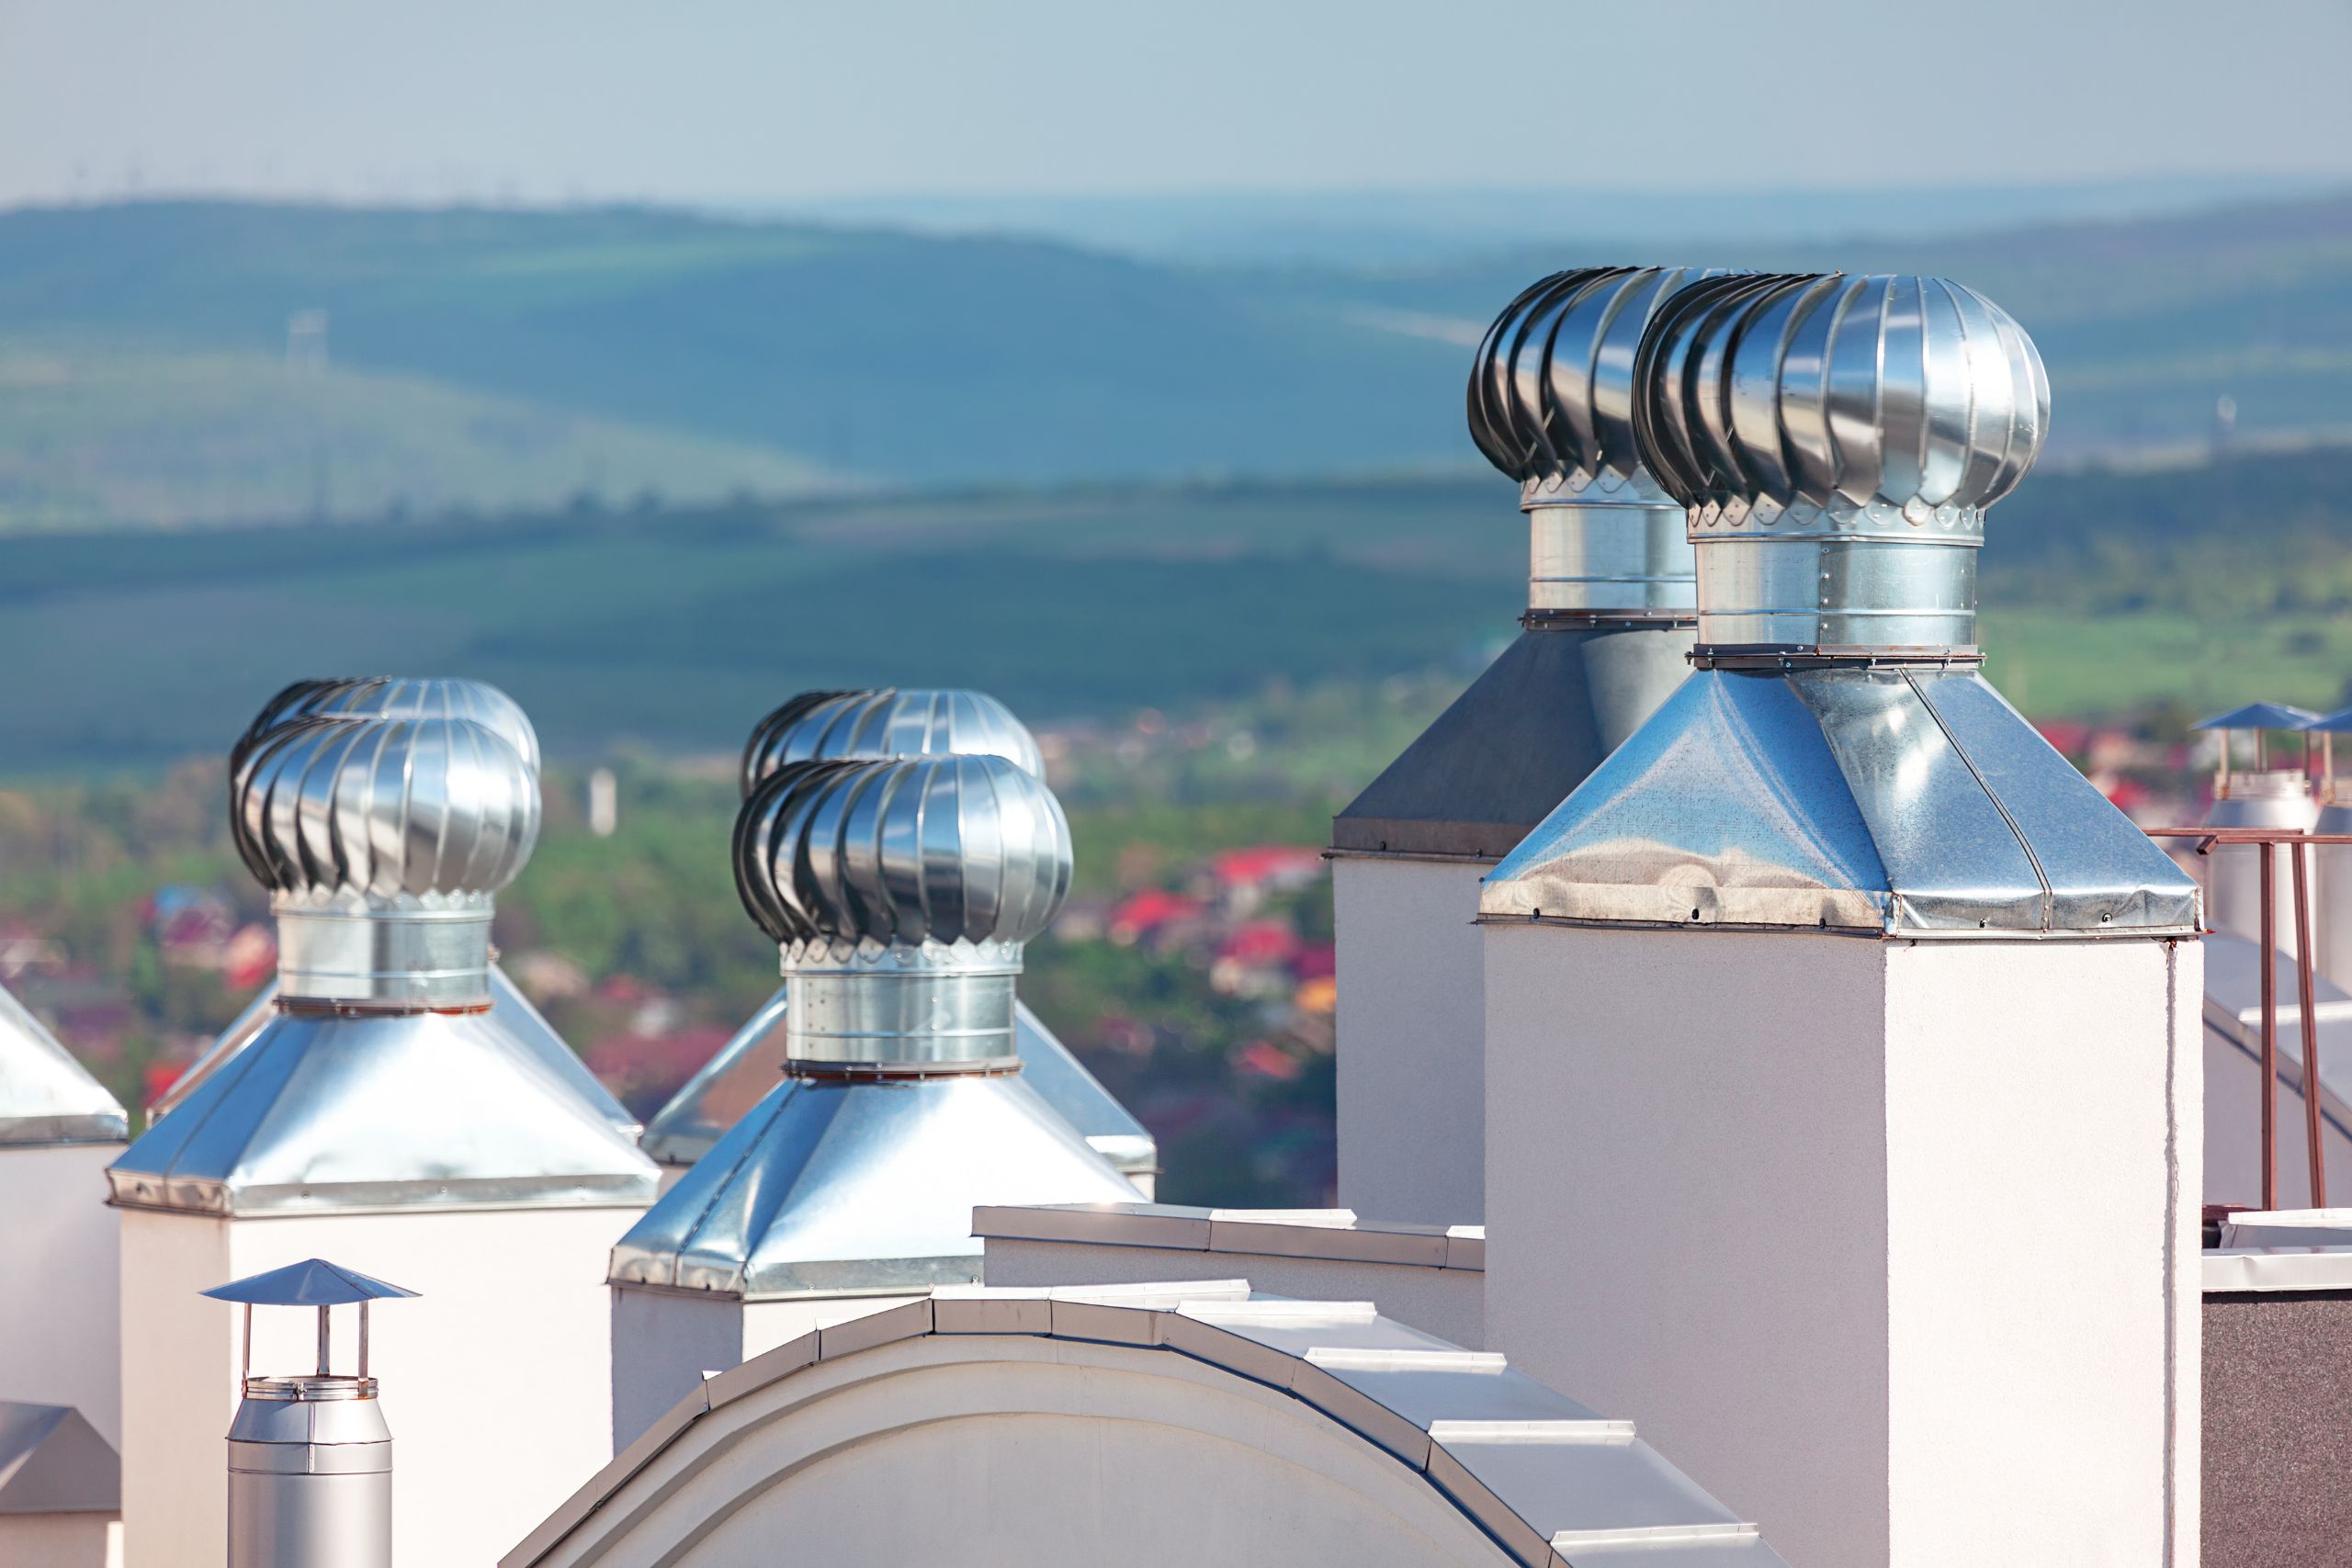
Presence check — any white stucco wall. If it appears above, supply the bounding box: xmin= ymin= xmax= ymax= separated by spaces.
xmin=609 ymin=1288 xmax=917 ymax=1451
xmin=984 ymin=1237 xmax=1483 ymax=1349
xmin=1483 ymin=923 xmax=2201 ymax=1568
xmin=0 ymin=1512 xmax=119 ymax=1568
xmin=528 ymin=1336 xmax=1511 ymax=1568
xmin=0 ymin=1144 xmax=123 ymax=1449
xmin=1333 ymin=856 xmax=1489 ymax=1226
xmin=121 ymin=1204 xmax=642 ymax=1568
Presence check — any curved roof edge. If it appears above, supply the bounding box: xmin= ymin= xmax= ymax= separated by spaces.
xmin=506 ymin=1280 xmax=1784 ymax=1568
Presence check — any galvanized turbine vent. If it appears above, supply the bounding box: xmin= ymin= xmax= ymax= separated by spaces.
xmin=612 ymin=753 xmax=1132 ymax=1297
xmin=156 ymin=677 xmax=638 ymax=1137
xmin=110 ymin=698 xmax=656 ymax=1216
xmin=1484 ymin=274 xmax=2197 ymax=935
xmin=733 ymin=755 xmax=1069 ymax=1065
xmin=234 ymin=715 xmax=537 ymax=1008
xmin=1635 ymin=271 xmax=2048 ymax=657
xmin=644 ymin=689 xmax=1155 ymax=1185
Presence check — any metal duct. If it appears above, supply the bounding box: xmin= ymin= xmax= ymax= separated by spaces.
xmin=612 ymin=753 xmax=1131 ymax=1296
xmin=1483 ymin=274 xmax=2196 ymax=936
xmin=740 ymin=687 xmax=1045 ymax=794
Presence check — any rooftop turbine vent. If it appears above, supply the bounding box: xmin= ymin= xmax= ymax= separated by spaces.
xmin=234 ymin=676 xmax=540 ymax=776
xmin=1483 ymin=272 xmax=2193 ymax=936
xmin=233 ymin=715 xmax=539 ymax=1006
xmin=1634 ymin=272 xmax=2050 ymax=656
xmin=1465 ymin=266 xmax=1733 ymax=619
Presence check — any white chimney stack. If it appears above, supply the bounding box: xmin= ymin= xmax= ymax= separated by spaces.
xmin=1478 ymin=274 xmax=2205 ymax=1565
xmin=1331 ymin=268 xmax=1716 ymax=1225
xmin=110 ymin=694 xmax=658 ymax=1568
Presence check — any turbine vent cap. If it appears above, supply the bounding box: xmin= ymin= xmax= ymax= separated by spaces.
xmin=1634 ymin=273 xmax=2049 ymax=531
xmin=734 ymin=754 xmax=1072 ymax=953
xmin=1468 ymin=265 xmax=1739 ymax=504
xmin=740 ymin=688 xmax=1045 ymax=796
xmin=1632 ymin=273 xmax=2050 ymax=655
xmin=232 ymin=715 xmax=541 ymax=905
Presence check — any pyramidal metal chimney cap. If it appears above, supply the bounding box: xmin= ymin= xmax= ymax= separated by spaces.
xmin=0 ymin=985 xmax=127 ymax=1146
xmin=202 ymin=1258 xmax=420 ymax=1306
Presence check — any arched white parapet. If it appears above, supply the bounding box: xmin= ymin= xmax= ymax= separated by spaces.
xmin=506 ymin=1281 xmax=1783 ymax=1568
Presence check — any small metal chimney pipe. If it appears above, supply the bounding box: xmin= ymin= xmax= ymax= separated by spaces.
xmin=733 ymin=754 xmax=1071 ymax=1069
xmin=205 ymin=1260 xmax=417 ymax=1568
xmin=1635 ymin=272 xmax=2049 ymax=658
xmin=1468 ymin=266 xmax=1720 ymax=621
xmin=232 ymin=714 xmax=539 ymax=1008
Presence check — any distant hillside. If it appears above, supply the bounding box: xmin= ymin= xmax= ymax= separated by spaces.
xmin=5 ymin=195 xmax=2352 ymax=525
xmin=0 ymin=449 xmax=2342 ymax=772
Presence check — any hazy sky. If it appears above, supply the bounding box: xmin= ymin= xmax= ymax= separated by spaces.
xmin=3 ymin=0 xmax=2349 ymax=208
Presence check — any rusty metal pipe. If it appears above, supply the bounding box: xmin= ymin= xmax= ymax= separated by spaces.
xmin=2295 ymin=841 xmax=2326 ymax=1207
xmin=2262 ymin=843 xmax=2278 ymax=1212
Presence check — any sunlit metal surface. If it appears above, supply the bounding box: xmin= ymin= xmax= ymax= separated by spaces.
xmin=741 ymin=688 xmax=1044 ymax=795
xmin=150 ymin=968 xmax=640 ymax=1138
xmin=736 ymin=754 xmax=1069 ymax=953
xmin=107 ymin=1008 xmax=657 ymax=1215
xmin=236 ymin=715 xmax=539 ymax=1006
xmin=608 ymin=1071 xmax=1137 ymax=1296
xmin=1636 ymin=273 xmax=2049 ymax=654
xmin=228 ymin=1379 xmax=391 ymax=1568
xmin=639 ymin=989 xmax=1154 ymax=1176
xmin=1480 ymin=667 xmax=2199 ymax=935
xmin=0 ymin=984 xmax=127 ymax=1145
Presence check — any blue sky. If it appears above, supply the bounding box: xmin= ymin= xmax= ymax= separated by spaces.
xmin=3 ymin=0 xmax=2349 ymax=208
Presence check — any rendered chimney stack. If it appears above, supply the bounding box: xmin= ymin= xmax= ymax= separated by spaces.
xmin=109 ymin=699 xmax=657 ymax=1568
xmin=208 ymin=1260 xmax=416 ymax=1568
xmin=2192 ymin=704 xmax=2319 ymax=960
xmin=605 ymin=751 xmax=1136 ymax=1447
xmin=148 ymin=677 xmax=639 ymax=1143
xmin=0 ymin=986 xmax=128 ymax=1455
xmin=1329 ymin=267 xmax=1715 ymax=1226
xmin=1478 ymin=274 xmax=2204 ymax=1565
xmin=639 ymin=688 xmax=1158 ymax=1193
